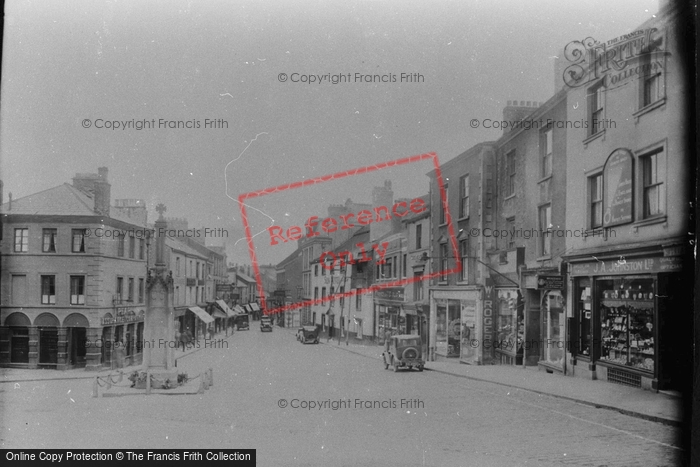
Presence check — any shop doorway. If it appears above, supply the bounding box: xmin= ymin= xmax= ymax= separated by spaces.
xmin=35 ymin=312 xmax=60 ymax=368
xmin=64 ymin=313 xmax=89 ymax=369
xmin=101 ymin=326 xmax=113 ymax=368
xmin=5 ymin=312 xmax=31 ymax=364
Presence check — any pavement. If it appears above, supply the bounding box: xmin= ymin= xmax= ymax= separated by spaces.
xmin=0 ymin=324 xmax=684 ymax=427
xmin=301 ymin=327 xmax=685 ymax=427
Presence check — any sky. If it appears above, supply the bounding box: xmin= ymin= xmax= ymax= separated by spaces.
xmin=0 ymin=0 xmax=660 ymax=266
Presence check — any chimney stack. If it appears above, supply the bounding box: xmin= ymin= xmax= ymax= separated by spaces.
xmin=8 ymin=192 xmax=12 ymax=211
xmin=502 ymin=100 xmax=541 ymax=134
xmin=94 ymin=167 xmax=111 ymax=217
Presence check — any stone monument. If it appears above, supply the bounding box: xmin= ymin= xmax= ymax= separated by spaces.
xmin=143 ymin=203 xmax=176 ymax=388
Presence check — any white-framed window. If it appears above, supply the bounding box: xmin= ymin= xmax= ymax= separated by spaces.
xmin=70 ymin=276 xmax=85 ymax=305
xmin=506 ymin=217 xmax=516 ymax=249
xmin=506 ymin=150 xmax=515 ymax=196
xmin=138 ymin=278 xmax=145 ymax=303
xmin=538 ymin=204 xmax=552 ymax=257
xmin=116 ymin=277 xmax=124 ymax=303
xmin=641 ymin=148 xmax=666 ymax=218
xmin=41 ymin=275 xmax=56 ymax=304
xmin=439 ymin=182 xmax=449 ymax=224
xmin=587 ymin=82 xmax=605 ymax=137
xmin=589 ymin=174 xmax=603 ymax=228
xmin=43 ymin=228 xmax=57 ymax=253
xmin=459 ymin=239 xmax=468 ymax=282
xmin=439 ymin=242 xmax=448 ymax=282
xmin=14 ymin=228 xmax=29 ymax=252
xmin=542 ymin=129 xmax=553 ymax=177
xmin=128 ymin=278 xmax=134 ymax=302
xmin=459 ymin=175 xmax=469 ymax=218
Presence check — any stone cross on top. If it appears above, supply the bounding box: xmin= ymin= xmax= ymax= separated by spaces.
xmin=156 ymin=203 xmax=167 ymax=220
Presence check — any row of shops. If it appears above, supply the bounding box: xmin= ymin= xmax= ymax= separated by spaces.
xmin=0 ymin=300 xmax=262 ymax=371
xmin=426 ymin=247 xmax=686 ymax=391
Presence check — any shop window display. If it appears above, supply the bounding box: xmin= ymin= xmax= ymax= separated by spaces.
xmin=496 ymin=290 xmax=519 ymax=350
xmin=435 ymin=299 xmax=448 ymax=356
xmin=575 ymin=279 xmax=592 ymax=356
xmin=447 ymin=300 xmax=461 ymax=357
xmin=599 ymin=278 xmax=655 ymax=372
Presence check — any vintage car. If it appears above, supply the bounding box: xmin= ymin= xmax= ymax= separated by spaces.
xmin=297 ymin=326 xmax=319 ymax=344
xmin=260 ymin=316 xmax=273 ymax=332
xmin=234 ymin=313 xmax=250 ymax=331
xmin=383 ymin=334 xmax=424 ymax=372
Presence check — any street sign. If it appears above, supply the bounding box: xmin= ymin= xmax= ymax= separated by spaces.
xmin=537 ymin=275 xmax=564 ymax=290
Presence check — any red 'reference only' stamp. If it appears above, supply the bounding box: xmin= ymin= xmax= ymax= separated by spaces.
xmin=238 ymin=152 xmax=459 ymax=315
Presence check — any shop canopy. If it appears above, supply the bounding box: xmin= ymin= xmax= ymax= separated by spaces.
xmin=249 ymin=303 xmax=261 ymax=312
xmin=188 ymin=306 xmax=214 ymax=324
xmin=215 ymin=300 xmax=236 ymax=317
xmin=210 ymin=308 xmax=227 ymax=319
xmin=234 ymin=305 xmax=247 ymax=315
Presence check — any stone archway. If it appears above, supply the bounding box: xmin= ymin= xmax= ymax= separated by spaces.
xmin=35 ymin=313 xmax=60 ymax=367
xmin=3 ymin=312 xmax=31 ymax=365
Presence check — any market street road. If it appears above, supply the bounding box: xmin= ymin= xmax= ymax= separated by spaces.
xmin=0 ymin=327 xmax=683 ymax=466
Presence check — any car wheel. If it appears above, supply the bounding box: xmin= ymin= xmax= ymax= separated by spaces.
xmin=418 ymin=365 xmax=424 ymax=372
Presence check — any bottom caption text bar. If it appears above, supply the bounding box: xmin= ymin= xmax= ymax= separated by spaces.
xmin=3 ymin=450 xmax=255 ymax=466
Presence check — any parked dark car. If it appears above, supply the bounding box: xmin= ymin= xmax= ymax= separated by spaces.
xmin=235 ymin=313 xmax=250 ymax=331
xmin=297 ymin=326 xmax=319 ymax=344
xmin=383 ymin=335 xmax=424 ymax=372
xmin=260 ymin=316 xmax=273 ymax=332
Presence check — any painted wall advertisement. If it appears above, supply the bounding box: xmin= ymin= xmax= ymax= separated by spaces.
xmin=482 ymin=277 xmax=495 ymax=364
xmin=603 ymin=149 xmax=633 ymax=227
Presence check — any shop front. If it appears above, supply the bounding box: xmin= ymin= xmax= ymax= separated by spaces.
xmin=567 ymin=250 xmax=685 ymax=390
xmin=101 ymin=308 xmax=144 ymax=369
xmin=429 ymin=288 xmax=480 ymax=364
xmin=494 ymin=288 xmax=523 ymax=365
xmin=374 ymin=287 xmax=406 ymax=343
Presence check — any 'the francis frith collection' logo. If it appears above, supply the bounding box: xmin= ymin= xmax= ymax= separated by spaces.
xmin=562 ymin=28 xmax=666 ymax=90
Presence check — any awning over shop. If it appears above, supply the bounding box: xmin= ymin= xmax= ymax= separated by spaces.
xmin=188 ymin=306 xmax=214 ymax=324
xmin=210 ymin=308 xmax=227 ymax=319
xmin=215 ymin=300 xmax=236 ymax=317
xmin=249 ymin=303 xmax=261 ymax=312
xmin=234 ymin=305 xmax=247 ymax=314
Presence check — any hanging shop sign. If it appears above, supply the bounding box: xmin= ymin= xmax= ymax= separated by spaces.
xmin=537 ymin=275 xmax=564 ymax=290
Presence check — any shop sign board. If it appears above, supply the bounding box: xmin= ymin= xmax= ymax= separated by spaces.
xmin=375 ymin=287 xmax=405 ymax=302
xmin=570 ymin=256 xmax=683 ymax=276
xmin=537 ymin=275 xmax=564 ymax=290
